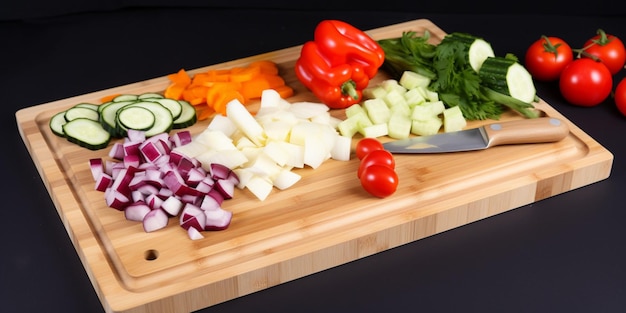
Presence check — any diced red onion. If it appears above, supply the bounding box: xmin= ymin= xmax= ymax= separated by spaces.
xmin=124 ymin=201 xmax=151 ymax=222
xmin=142 ymin=208 xmax=169 ymax=232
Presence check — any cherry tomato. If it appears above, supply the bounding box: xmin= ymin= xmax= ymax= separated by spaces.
xmin=357 ymin=149 xmax=395 ymax=178
xmin=359 ymin=164 xmax=398 ymax=198
xmin=525 ymin=36 xmax=573 ymax=81
xmin=582 ymin=29 xmax=626 ymax=75
xmin=355 ymin=138 xmax=384 ymax=160
xmin=615 ymin=78 xmax=626 ymax=116
xmin=559 ymin=58 xmax=613 ymax=107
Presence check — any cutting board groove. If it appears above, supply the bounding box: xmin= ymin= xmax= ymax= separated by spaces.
xmin=16 ymin=19 xmax=613 ymax=313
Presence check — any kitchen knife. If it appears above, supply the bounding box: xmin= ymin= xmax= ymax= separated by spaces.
xmin=382 ymin=117 xmax=569 ymax=154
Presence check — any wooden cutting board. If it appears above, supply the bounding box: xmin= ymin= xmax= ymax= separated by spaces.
xmin=15 ymin=19 xmax=613 ymax=313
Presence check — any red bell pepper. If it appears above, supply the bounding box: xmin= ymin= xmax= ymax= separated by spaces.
xmin=295 ymin=20 xmax=385 ymax=109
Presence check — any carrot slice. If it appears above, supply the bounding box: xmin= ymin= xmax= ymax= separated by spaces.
xmin=100 ymin=93 xmax=121 ymax=103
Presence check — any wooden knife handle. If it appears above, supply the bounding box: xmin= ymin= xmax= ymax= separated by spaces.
xmin=484 ymin=117 xmax=570 ymax=147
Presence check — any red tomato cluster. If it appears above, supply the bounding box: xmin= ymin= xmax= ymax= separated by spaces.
xmin=524 ymin=29 xmax=626 ymax=115
xmin=355 ymin=138 xmax=398 ymax=198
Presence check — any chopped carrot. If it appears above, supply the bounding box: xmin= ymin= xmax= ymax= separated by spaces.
xmin=100 ymin=93 xmax=121 ymax=103
xmin=164 ymin=60 xmax=294 ymax=119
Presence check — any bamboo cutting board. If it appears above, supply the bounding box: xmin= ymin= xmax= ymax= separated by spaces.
xmin=16 ymin=19 xmax=613 ymax=313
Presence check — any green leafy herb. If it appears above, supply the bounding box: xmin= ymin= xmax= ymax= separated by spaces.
xmin=377 ymin=31 xmax=539 ymax=120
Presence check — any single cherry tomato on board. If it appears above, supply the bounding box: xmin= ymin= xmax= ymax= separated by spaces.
xmin=359 ymin=164 xmax=399 ymax=198
xmin=355 ymin=138 xmax=384 ymax=160
xmin=615 ymin=78 xmax=626 ymax=116
xmin=559 ymin=58 xmax=613 ymax=107
xmin=357 ymin=149 xmax=395 ymax=178
xmin=525 ymin=36 xmax=574 ymax=81
xmin=581 ymin=29 xmax=626 ymax=75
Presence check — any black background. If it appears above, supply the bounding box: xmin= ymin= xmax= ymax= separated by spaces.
xmin=1 ymin=2 xmax=625 ymax=313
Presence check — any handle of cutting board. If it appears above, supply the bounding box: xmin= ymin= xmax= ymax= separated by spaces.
xmin=485 ymin=117 xmax=570 ymax=147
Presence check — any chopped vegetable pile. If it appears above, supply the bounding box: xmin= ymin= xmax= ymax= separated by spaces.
xmin=378 ymin=31 xmax=540 ymax=120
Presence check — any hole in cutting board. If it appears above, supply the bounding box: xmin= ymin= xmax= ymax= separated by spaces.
xmin=144 ymin=249 xmax=159 ymax=261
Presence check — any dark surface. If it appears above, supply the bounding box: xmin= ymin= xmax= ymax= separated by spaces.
xmin=2 ymin=8 xmax=625 ymax=313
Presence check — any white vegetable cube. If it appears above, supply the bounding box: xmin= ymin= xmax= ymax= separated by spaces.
xmin=193 ymin=130 xmax=237 ymax=151
xmin=411 ymin=118 xmax=443 ymax=136
xmin=288 ymin=101 xmax=330 ymax=120
xmin=247 ymin=153 xmax=283 ymax=178
xmin=245 ymin=175 xmax=274 ymax=201
xmin=232 ymin=168 xmax=254 ymax=189
xmin=330 ymin=134 xmax=352 ymax=161
xmin=197 ymin=149 xmax=248 ymax=170
xmin=362 ymin=86 xmax=388 ymax=99
xmin=443 ymin=106 xmax=467 ymax=132
xmin=206 ymin=114 xmax=238 ymax=137
xmin=361 ymin=123 xmax=388 ymax=138
xmin=226 ymin=99 xmax=266 ymax=146
xmin=262 ymin=140 xmax=290 ymax=166
xmin=399 ymin=71 xmax=431 ymax=90
xmin=272 ymin=169 xmax=302 ymax=190
xmin=172 ymin=141 xmax=208 ymax=158
xmin=387 ymin=111 xmax=412 ymax=139
xmin=277 ymin=141 xmax=305 ymax=168
xmin=261 ymin=120 xmax=293 ymax=142
xmin=363 ymin=98 xmax=391 ymax=125
xmin=260 ymin=89 xmax=282 ymax=108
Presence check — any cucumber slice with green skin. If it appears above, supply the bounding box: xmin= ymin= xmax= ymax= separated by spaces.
xmin=64 ymin=106 xmax=100 ymax=122
xmin=123 ymin=101 xmax=173 ymax=137
xmin=73 ymin=102 xmax=100 ymax=111
xmin=145 ymin=98 xmax=183 ymax=120
xmin=137 ymin=92 xmax=164 ymax=100
xmin=113 ymin=94 xmax=139 ymax=102
xmin=172 ymin=100 xmax=197 ymax=129
xmin=62 ymin=118 xmax=111 ymax=150
xmin=49 ymin=111 xmax=67 ymax=137
xmin=99 ymin=100 xmax=136 ymax=137
xmin=115 ymin=105 xmax=156 ymax=137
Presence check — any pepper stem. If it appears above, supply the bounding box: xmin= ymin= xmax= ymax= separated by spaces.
xmin=341 ymin=80 xmax=359 ymax=100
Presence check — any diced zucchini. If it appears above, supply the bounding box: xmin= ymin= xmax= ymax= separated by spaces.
xmin=363 ymin=98 xmax=391 ymax=125
xmin=361 ymin=123 xmax=389 ymax=138
xmin=443 ymin=106 xmax=467 ymax=132
xmin=399 ymin=70 xmax=431 ymax=90
xmin=387 ymin=111 xmax=412 ymax=139
xmin=411 ymin=118 xmax=443 ymax=136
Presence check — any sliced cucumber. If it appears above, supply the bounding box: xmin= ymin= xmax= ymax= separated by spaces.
xmin=115 ymin=105 xmax=156 ymax=137
xmin=64 ymin=106 xmax=99 ymax=122
xmin=73 ymin=102 xmax=100 ymax=111
xmin=123 ymin=101 xmax=173 ymax=137
xmin=49 ymin=111 xmax=67 ymax=137
xmin=99 ymin=100 xmax=136 ymax=137
xmin=113 ymin=94 xmax=139 ymax=102
xmin=172 ymin=100 xmax=197 ymax=129
xmin=145 ymin=98 xmax=183 ymax=120
xmin=62 ymin=118 xmax=111 ymax=150
xmin=137 ymin=92 xmax=164 ymax=100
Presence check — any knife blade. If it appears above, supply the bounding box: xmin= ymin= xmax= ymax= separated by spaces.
xmin=382 ymin=117 xmax=569 ymax=154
